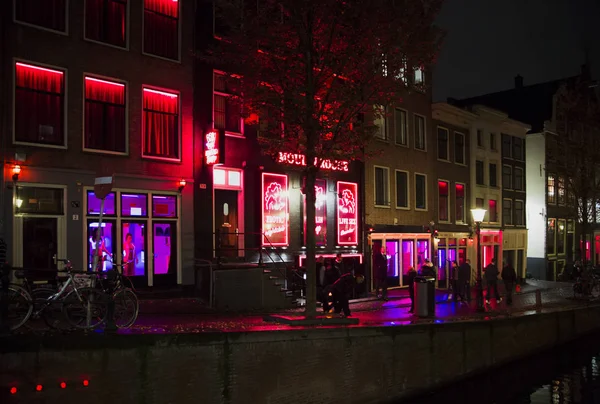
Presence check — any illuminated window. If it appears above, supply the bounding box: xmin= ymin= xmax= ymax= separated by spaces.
xmin=414 ymin=66 xmax=425 ymax=85
xmin=214 ymin=169 xmax=226 ymax=185
xmin=85 ymin=0 xmax=127 ymax=48
xmin=152 ymin=195 xmax=177 ymax=217
xmin=213 ymin=72 xmax=243 ymax=135
xmin=547 ymin=175 xmax=556 ymax=204
xmin=547 ymin=218 xmax=556 ymax=255
xmin=557 ymin=219 xmax=566 ymax=254
xmin=143 ymin=0 xmax=179 ymax=60
xmin=121 ymin=193 xmax=148 ymax=217
xmin=142 ymin=87 xmax=179 ymax=160
xmin=213 ymin=167 xmax=242 ymax=190
xmin=414 ymin=115 xmax=426 ymax=150
xmin=394 ymin=108 xmax=407 ymax=146
xmin=454 ymin=132 xmax=465 ymax=164
xmin=438 ymin=180 xmax=449 ymax=222
xmin=488 ymin=199 xmax=498 ymax=222
xmin=228 ymin=171 xmax=241 ymax=187
xmin=14 ymin=62 xmax=65 ymax=146
xmin=373 ymin=105 xmax=388 ymax=140
xmin=503 ymin=199 xmax=513 ymax=225
xmin=455 ymin=183 xmax=465 ymax=223
xmin=84 ymin=76 xmax=126 ymax=153
xmin=87 ymin=191 xmax=116 ymax=215
xmin=15 ymin=0 xmax=67 ymax=32
xmin=558 ymin=176 xmax=566 ymax=205
xmin=437 ymin=127 xmax=449 ymax=161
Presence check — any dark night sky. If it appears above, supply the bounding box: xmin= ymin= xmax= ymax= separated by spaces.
xmin=433 ymin=0 xmax=600 ymax=101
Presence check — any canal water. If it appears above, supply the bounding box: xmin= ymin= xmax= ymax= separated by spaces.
xmin=403 ymin=332 xmax=600 ymax=404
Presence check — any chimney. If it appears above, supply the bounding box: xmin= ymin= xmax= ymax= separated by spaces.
xmin=515 ymin=75 xmax=524 ymax=89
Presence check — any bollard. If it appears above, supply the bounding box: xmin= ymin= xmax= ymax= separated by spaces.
xmin=535 ymin=289 xmax=542 ymax=312
xmin=104 ymin=270 xmax=117 ymax=333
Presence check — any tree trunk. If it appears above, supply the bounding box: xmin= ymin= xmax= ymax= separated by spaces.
xmin=304 ymin=165 xmax=318 ymax=318
xmin=581 ymin=198 xmax=589 ymax=264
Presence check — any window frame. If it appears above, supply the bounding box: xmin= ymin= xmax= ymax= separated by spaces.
xmin=394 ymin=169 xmax=410 ymax=210
xmin=475 ymin=160 xmax=485 ymax=185
xmin=437 ymin=179 xmax=450 ymax=223
xmin=503 ymin=198 xmax=513 ymax=226
xmin=547 ymin=175 xmax=556 ymax=204
xmin=502 ymin=164 xmax=512 ymax=190
xmin=13 ymin=0 xmax=69 ymax=35
xmin=414 ymin=113 xmax=427 ymax=152
xmin=414 ymin=172 xmax=428 ymax=211
xmin=489 ymin=162 xmax=498 ymax=187
xmin=141 ymin=0 xmax=182 ymax=62
xmin=490 ymin=132 xmax=497 ymax=151
xmin=213 ymin=70 xmax=244 ymax=138
xmin=84 ymin=0 xmax=130 ymax=50
xmin=501 ymin=133 xmax=512 ymax=158
xmin=513 ymin=137 xmax=524 ymax=161
xmin=141 ymin=85 xmax=182 ymax=162
xmin=393 ymin=107 xmax=408 ymax=147
xmin=374 ymin=165 xmax=390 ymax=208
xmin=514 ymin=167 xmax=524 ymax=191
xmin=13 ymin=59 xmax=68 ymax=149
xmin=82 ymin=74 xmax=129 ymax=156
xmin=488 ymin=199 xmax=498 ymax=223
xmin=514 ymin=199 xmax=524 ymax=226
xmin=557 ymin=176 xmax=566 ymax=206
xmin=455 ymin=182 xmax=466 ymax=224
xmin=477 ymin=129 xmax=484 ymax=148
xmin=373 ymin=104 xmax=389 ymax=142
xmin=454 ymin=131 xmax=465 ymax=165
xmin=437 ymin=126 xmax=450 ymax=162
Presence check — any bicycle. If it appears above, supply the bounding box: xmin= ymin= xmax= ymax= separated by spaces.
xmin=94 ymin=258 xmax=139 ymax=329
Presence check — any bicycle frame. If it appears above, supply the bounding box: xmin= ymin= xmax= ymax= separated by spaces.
xmin=33 ymin=272 xmax=90 ymax=317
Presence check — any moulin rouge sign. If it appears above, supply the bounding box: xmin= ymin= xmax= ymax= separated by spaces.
xmin=337 ymin=181 xmax=358 ymax=245
xmin=303 ymin=179 xmax=327 ymax=246
xmin=204 ymin=129 xmax=220 ymax=165
xmin=262 ymin=173 xmax=289 ymax=246
xmin=277 ymin=152 xmax=349 ymax=172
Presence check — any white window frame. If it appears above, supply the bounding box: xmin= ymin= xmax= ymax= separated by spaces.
xmin=213 ymin=70 xmax=245 ymax=138
xmin=394 ymin=107 xmax=408 ymax=147
xmin=454 ymin=131 xmax=465 ymax=165
xmin=141 ymin=0 xmax=182 ymax=63
xmin=373 ymin=105 xmax=388 ymax=141
xmin=437 ymin=126 xmax=450 ymax=162
xmin=13 ymin=58 xmax=68 ymax=149
xmin=437 ymin=178 xmax=450 ymax=223
xmin=140 ymin=85 xmax=182 ymax=162
xmin=13 ymin=0 xmax=69 ymax=36
xmin=394 ymin=169 xmax=410 ymax=210
xmin=414 ymin=114 xmax=427 ymax=152
xmin=84 ymin=0 xmax=131 ymax=51
xmin=82 ymin=73 xmax=129 ymax=156
xmin=488 ymin=198 xmax=499 ymax=223
xmin=503 ymin=198 xmax=513 ymax=226
xmin=374 ymin=165 xmax=390 ymax=208
xmin=414 ymin=172 xmax=428 ymax=211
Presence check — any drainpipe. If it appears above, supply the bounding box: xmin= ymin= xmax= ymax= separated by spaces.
xmin=0 ymin=0 xmax=8 ymax=238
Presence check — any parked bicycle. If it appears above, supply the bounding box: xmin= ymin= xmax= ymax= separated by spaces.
xmin=573 ymin=273 xmax=600 ymax=298
xmin=96 ymin=257 xmax=139 ymax=329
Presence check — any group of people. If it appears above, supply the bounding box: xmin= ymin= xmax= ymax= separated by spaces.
xmin=315 ymin=253 xmax=363 ymax=318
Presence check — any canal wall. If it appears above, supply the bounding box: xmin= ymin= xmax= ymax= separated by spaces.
xmin=3 ymin=305 xmax=600 ymax=404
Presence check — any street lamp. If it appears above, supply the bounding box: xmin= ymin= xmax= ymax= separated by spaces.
xmin=471 ymin=208 xmax=487 ymax=311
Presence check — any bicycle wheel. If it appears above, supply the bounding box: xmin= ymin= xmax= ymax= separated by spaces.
xmin=62 ymin=288 xmax=107 ymax=330
xmin=30 ymin=287 xmax=72 ymax=331
xmin=113 ymin=288 xmax=139 ymax=328
xmin=3 ymin=285 xmax=33 ymax=331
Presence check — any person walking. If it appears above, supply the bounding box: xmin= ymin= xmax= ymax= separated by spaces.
xmin=331 ymin=272 xmax=355 ymax=317
xmin=451 ymin=261 xmax=460 ymax=302
xmin=502 ymin=261 xmax=517 ymax=305
xmin=407 ymin=267 xmax=417 ymax=313
xmin=373 ymin=246 xmax=388 ymax=300
xmin=322 ymin=258 xmax=340 ymax=313
xmin=459 ymin=259 xmax=472 ymax=303
xmin=484 ymin=258 xmax=501 ymax=304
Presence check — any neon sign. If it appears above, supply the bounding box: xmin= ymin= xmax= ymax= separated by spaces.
xmin=277 ymin=152 xmax=349 ymax=172
xmin=205 ymin=130 xmax=220 ymax=165
xmin=337 ymin=181 xmax=358 ymax=245
xmin=303 ymin=179 xmax=327 ymax=246
xmin=262 ymin=173 xmax=289 ymax=246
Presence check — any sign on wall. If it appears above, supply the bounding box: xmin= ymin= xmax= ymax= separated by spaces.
xmin=204 ymin=129 xmax=223 ymax=165
xmin=277 ymin=152 xmax=349 ymax=172
xmin=303 ymin=178 xmax=327 ymax=246
xmin=262 ymin=173 xmax=289 ymax=246
xmin=337 ymin=181 xmax=358 ymax=245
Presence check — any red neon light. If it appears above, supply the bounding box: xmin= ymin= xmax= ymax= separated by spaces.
xmin=337 ymin=181 xmax=359 ymax=245
xmin=262 ymin=173 xmax=289 ymax=246
xmin=85 ymin=76 xmax=125 ymax=104
xmin=303 ymin=179 xmax=327 ymax=246
xmin=36 ymin=384 xmax=43 ymax=392
xmin=16 ymin=62 xmax=63 ymax=75
xmin=143 ymin=87 xmax=178 ymax=98
xmin=85 ymin=76 xmax=125 ymax=87
xmin=299 ymin=254 xmax=363 ymax=267
xmin=10 ymin=387 xmax=17 ymax=394
xmin=277 ymin=152 xmax=349 ymax=172
xmin=60 ymin=382 xmax=67 ymax=389
xmin=205 ymin=130 xmax=220 ymax=165
xmin=83 ymin=380 xmax=90 ymax=387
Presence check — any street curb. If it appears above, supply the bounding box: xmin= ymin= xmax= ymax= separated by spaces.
xmin=263 ymin=314 xmax=360 ymax=326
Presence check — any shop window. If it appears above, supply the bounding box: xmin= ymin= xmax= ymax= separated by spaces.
xmin=214 ymin=72 xmax=243 ymax=135
xmin=16 ymin=186 xmax=64 ymax=215
xmin=394 ymin=108 xmax=407 ymax=146
xmin=87 ymin=221 xmax=115 ymax=272
xmin=547 ymin=175 xmax=556 ymax=204
xmin=142 ymin=87 xmax=180 ymax=160
xmin=14 ymin=62 xmax=65 ymax=146
xmin=455 ymin=183 xmax=465 ymax=223
xmin=454 ymin=132 xmax=465 ymax=164
xmin=416 ymin=239 xmax=429 ymax=268
xmin=84 ymin=76 xmax=127 ymax=153
xmin=438 ymin=180 xmax=449 ymax=222
xmin=514 ymin=167 xmax=523 ymax=191
xmin=503 ymin=199 xmax=513 ymax=225
xmin=261 ymin=173 xmax=289 ymax=246
xmin=476 ymin=160 xmax=484 ymax=185
xmin=152 ymin=195 xmax=177 ymax=218
xmin=547 ymin=218 xmax=556 ymax=255
xmin=514 ymin=200 xmax=524 ymax=226
xmin=121 ymin=222 xmax=146 ymax=276
xmin=488 ymin=199 xmax=497 ymax=222
xmin=121 ymin=193 xmax=148 ymax=217
xmin=153 ymin=222 xmax=177 ymax=274
xmin=414 ymin=115 xmax=426 ymax=150
xmin=437 ymin=127 xmax=449 ymax=161
xmin=395 ymin=170 xmax=408 ymax=209
xmin=489 ymin=163 xmax=497 ymax=187
xmin=557 ymin=176 xmax=566 ymax=205
xmin=15 ymin=0 xmax=67 ymax=32
xmin=386 ymin=241 xmax=399 ymax=277
xmin=415 ymin=173 xmax=427 ymax=210
xmin=143 ymin=0 xmax=179 ymax=60
xmin=401 ymin=240 xmax=414 ymax=276
xmin=87 ymin=191 xmax=117 ymax=216
xmin=85 ymin=0 xmax=127 ymax=48
xmin=557 ymin=219 xmax=566 ymax=255
xmin=374 ymin=166 xmax=389 ymax=206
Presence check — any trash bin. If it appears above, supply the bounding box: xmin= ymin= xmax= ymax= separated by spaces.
xmin=414 ymin=276 xmax=436 ymax=317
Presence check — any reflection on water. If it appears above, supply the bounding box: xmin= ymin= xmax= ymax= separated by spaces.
xmin=404 ymin=333 xmax=600 ymax=404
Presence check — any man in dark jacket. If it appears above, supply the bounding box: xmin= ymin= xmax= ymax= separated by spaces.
xmin=458 ymin=259 xmax=472 ymax=303
xmin=501 ymin=261 xmax=517 ymax=305
xmin=373 ymin=246 xmax=388 ymax=300
xmin=331 ymin=272 xmax=355 ymax=317
xmin=484 ymin=258 xmax=501 ymax=304
xmin=334 ymin=253 xmax=348 ymax=275
xmin=407 ymin=267 xmax=417 ymax=313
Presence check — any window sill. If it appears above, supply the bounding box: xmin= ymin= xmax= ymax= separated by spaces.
xmin=84 ymin=37 xmax=129 ymax=52
xmin=395 ymin=206 xmax=410 ymax=211
xmin=454 ymin=162 xmax=467 ymax=167
xmin=394 ymin=142 xmax=409 ymax=148
xmin=142 ymin=50 xmax=181 ymax=64
xmin=14 ymin=140 xmax=67 ymax=150
xmin=415 ymin=207 xmax=428 ymax=212
xmin=437 ymin=158 xmax=451 ymax=163
xmin=83 ymin=148 xmax=129 ymax=157
xmin=14 ymin=20 xmax=68 ymax=36
xmin=141 ymin=154 xmax=182 ymax=163
xmin=225 ymin=132 xmax=245 ymax=139
xmin=375 ymin=137 xmax=390 ymax=143
xmin=414 ymin=147 xmax=427 ymax=153
xmin=375 ymin=204 xmax=391 ymax=209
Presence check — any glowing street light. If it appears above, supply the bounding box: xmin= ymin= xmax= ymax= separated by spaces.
xmin=471 ymin=208 xmax=487 ymax=311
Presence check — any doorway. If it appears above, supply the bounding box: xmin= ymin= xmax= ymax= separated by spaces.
xmin=121 ymin=221 xmax=148 ymax=287
xmin=22 ymin=217 xmax=57 ymax=270
xmin=385 ymin=240 xmax=399 ymax=287
xmin=215 ymin=189 xmax=239 ymax=257
xmin=152 ymin=222 xmax=177 ymax=286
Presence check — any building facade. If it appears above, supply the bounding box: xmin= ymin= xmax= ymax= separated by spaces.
xmin=365 ymin=70 xmax=436 ymax=289
xmin=0 ymin=0 xmax=195 ymax=289
xmin=431 ymin=103 xmax=475 ymax=287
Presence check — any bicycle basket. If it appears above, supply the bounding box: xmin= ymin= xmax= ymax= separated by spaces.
xmin=73 ymin=274 xmax=95 ymax=288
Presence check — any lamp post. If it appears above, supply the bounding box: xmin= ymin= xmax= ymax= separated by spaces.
xmin=471 ymin=208 xmax=487 ymax=312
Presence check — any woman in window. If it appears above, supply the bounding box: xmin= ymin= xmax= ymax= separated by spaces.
xmin=90 ymin=228 xmax=112 ymax=272
xmin=122 ymin=233 xmax=137 ymax=276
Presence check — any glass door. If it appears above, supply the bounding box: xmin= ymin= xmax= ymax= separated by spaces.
xmin=385 ymin=240 xmax=400 ymax=287
xmin=22 ymin=217 xmax=58 ymax=271
xmin=401 ymin=240 xmax=414 ymax=287
xmin=121 ymin=221 xmax=148 ymax=287
xmin=437 ymin=248 xmax=448 ymax=288
xmin=87 ymin=220 xmax=116 ymax=272
xmin=152 ymin=221 xmax=177 ymax=286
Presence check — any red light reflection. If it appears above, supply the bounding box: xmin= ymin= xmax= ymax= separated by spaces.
xmin=10 ymin=387 xmax=17 ymax=394
xmin=36 ymin=384 xmax=43 ymax=391
xmin=60 ymin=382 xmax=67 ymax=389
xmin=83 ymin=380 xmax=90 ymax=387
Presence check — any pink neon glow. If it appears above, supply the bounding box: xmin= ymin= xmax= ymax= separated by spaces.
xmin=85 ymin=76 xmax=125 ymax=87
xmin=337 ymin=181 xmax=359 ymax=245
xmin=16 ymin=62 xmax=63 ymax=75
xmin=143 ymin=87 xmax=178 ymax=98
xmin=205 ymin=130 xmax=220 ymax=165
xmin=299 ymin=253 xmax=363 ymax=267
xmin=262 ymin=173 xmax=289 ymax=246
xmin=277 ymin=152 xmax=349 ymax=172
xmin=303 ymin=179 xmax=327 ymax=246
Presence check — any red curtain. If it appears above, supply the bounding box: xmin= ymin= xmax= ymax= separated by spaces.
xmin=85 ymin=0 xmax=127 ymax=47
xmin=16 ymin=0 xmax=66 ymax=32
xmin=15 ymin=63 xmax=64 ymax=145
xmin=143 ymin=0 xmax=179 ymax=60
xmin=84 ymin=78 xmax=126 ymax=152
xmin=143 ymin=89 xmax=179 ymax=159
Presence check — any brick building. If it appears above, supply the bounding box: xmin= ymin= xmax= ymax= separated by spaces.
xmin=0 ymin=0 xmax=195 ymax=289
